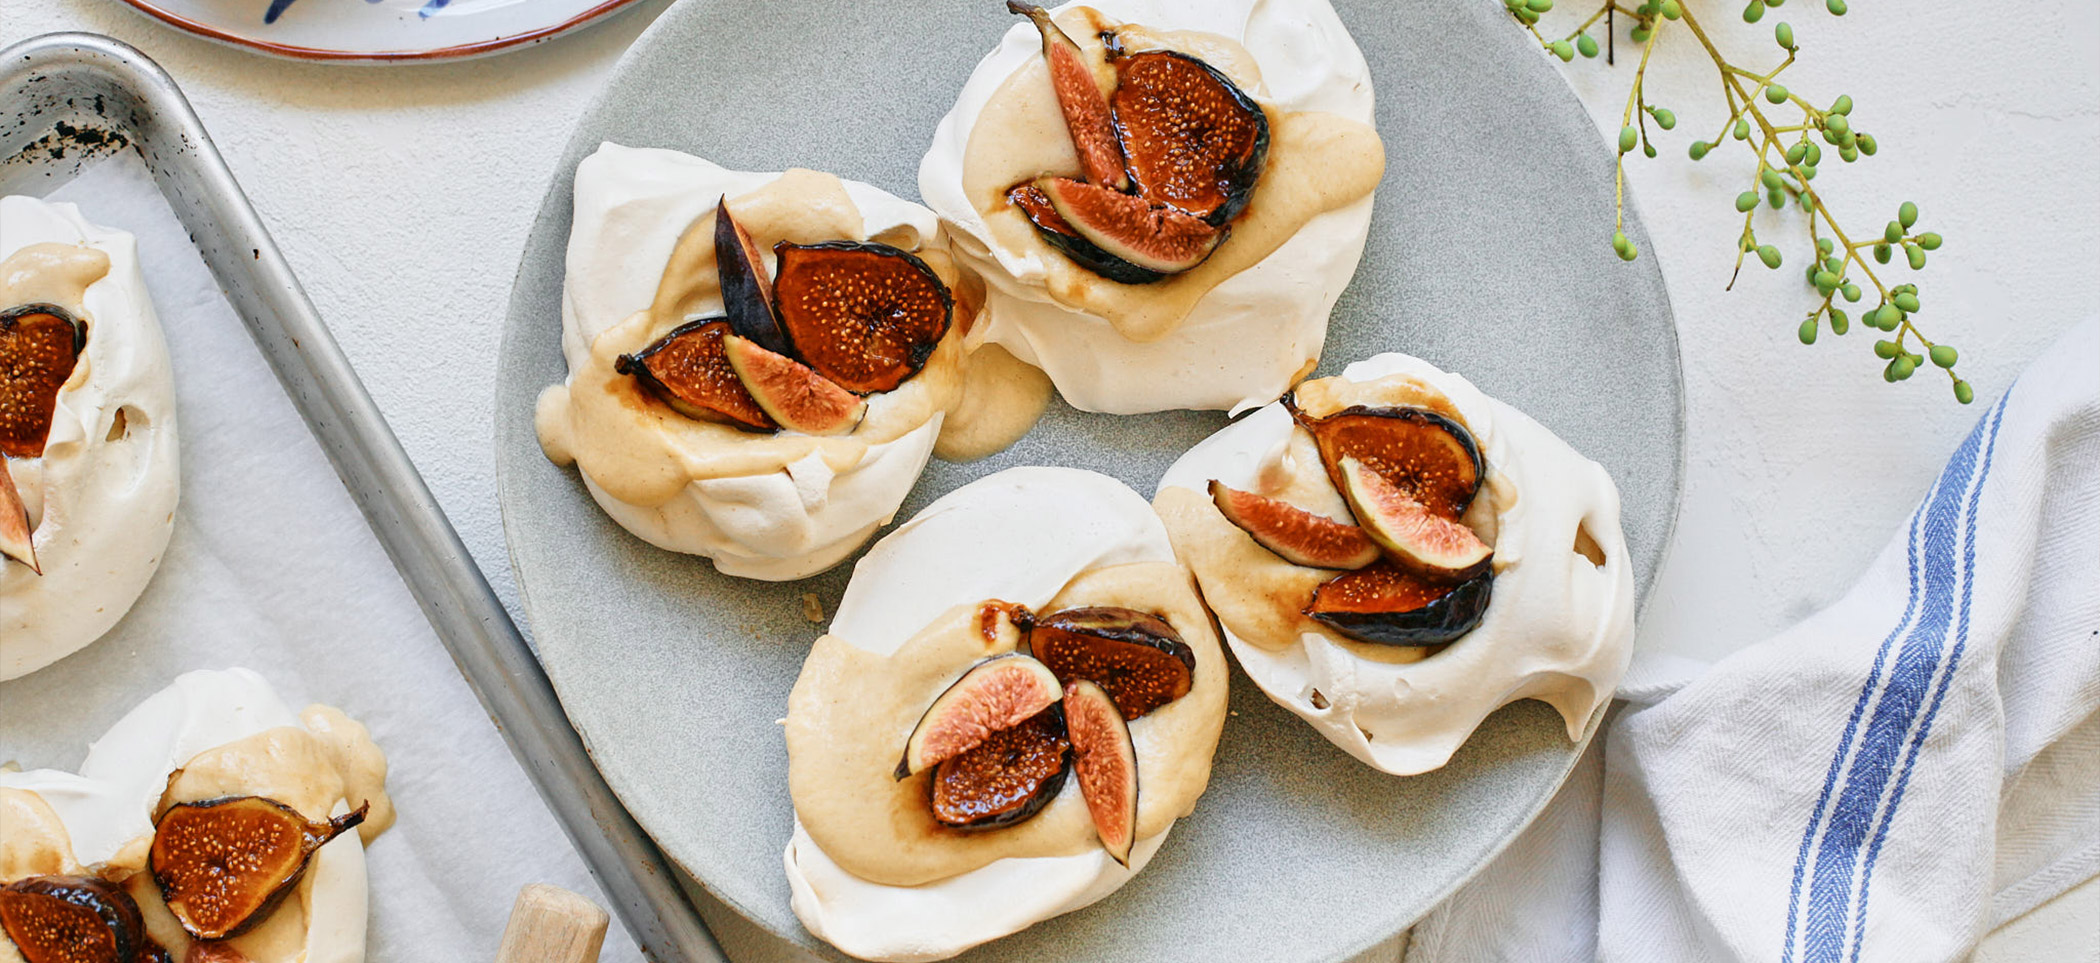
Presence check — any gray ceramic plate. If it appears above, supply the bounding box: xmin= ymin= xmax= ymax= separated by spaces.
xmin=495 ymin=1 xmax=1682 ymax=960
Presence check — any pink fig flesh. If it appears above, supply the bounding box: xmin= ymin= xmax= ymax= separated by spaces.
xmin=1209 ymin=480 xmax=1379 ymax=570
xmin=0 ymin=456 xmax=34 ymax=573
xmin=1009 ymin=1 xmax=1127 ymax=190
xmin=1037 ymin=177 xmax=1222 ymax=276
xmin=1063 ymin=679 xmax=1138 ymax=865
xmin=1337 ymin=457 xmax=1491 ymax=577
xmin=897 ymin=654 xmax=1064 ymax=778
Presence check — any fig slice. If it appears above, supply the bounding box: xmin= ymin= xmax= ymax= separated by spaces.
xmin=150 ymin=796 xmax=368 ymax=940
xmin=712 ymin=196 xmax=790 ymax=355
xmin=0 ymin=303 xmax=86 ymax=459
xmin=1007 ymin=183 xmax=1167 ymax=286
xmin=1008 ymin=1 xmax=1127 ymax=190
xmin=720 ymin=334 xmax=865 ymax=436
xmin=0 ymin=455 xmax=36 ymax=573
xmin=896 ymin=653 xmax=1064 ymax=779
xmin=615 ymin=318 xmax=777 ymax=432
xmin=1307 ymin=564 xmax=1493 ymax=647
xmin=1209 ymin=479 xmax=1379 ymax=571
xmin=1028 ymin=607 xmax=1194 ymax=720
xmin=928 ymin=706 xmax=1070 ymax=831
xmin=1288 ymin=399 xmax=1485 ymax=519
xmin=771 ymin=241 xmax=953 ymax=394
xmin=1337 ymin=457 xmax=1492 ymax=577
xmin=1110 ymin=49 xmax=1270 ymax=225
xmin=1063 ymin=680 xmax=1138 ymax=866
xmin=1037 ymin=177 xmax=1223 ymax=277
xmin=0 ymin=875 xmax=150 ymax=963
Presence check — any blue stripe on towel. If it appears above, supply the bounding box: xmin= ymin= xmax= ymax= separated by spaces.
xmin=1845 ymin=392 xmax=2011 ymax=961
xmin=1786 ymin=405 xmax=1992 ymax=962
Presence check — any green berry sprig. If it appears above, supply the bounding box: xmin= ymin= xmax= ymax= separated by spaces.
xmin=1502 ymin=0 xmax=1972 ymax=403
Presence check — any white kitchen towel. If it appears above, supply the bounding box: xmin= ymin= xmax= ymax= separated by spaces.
xmin=1409 ymin=316 xmax=2100 ymax=963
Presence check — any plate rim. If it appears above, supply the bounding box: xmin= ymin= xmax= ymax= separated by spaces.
xmin=112 ymin=0 xmax=648 ymax=63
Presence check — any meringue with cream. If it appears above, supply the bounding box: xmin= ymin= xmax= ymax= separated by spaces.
xmin=783 ymin=467 xmax=1227 ymax=962
xmin=0 ymin=667 xmax=391 ymax=963
xmin=919 ymin=0 xmax=1385 ymax=414
xmin=0 ymin=195 xmax=180 ymax=681
xmin=1154 ymin=352 xmax=1634 ymax=775
xmin=536 ymin=144 xmax=972 ymax=580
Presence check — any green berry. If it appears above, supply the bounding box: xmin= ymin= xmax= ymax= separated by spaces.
xmin=1690 ymin=140 xmax=1711 ymax=160
xmin=1766 ymin=84 xmax=1789 ymax=104
xmin=1786 ymin=142 xmax=1808 ymax=164
xmin=1825 ymin=113 xmax=1849 ymax=136
xmin=1918 ymin=232 xmax=1942 ymax=251
xmin=1875 ymin=303 xmax=1903 ymax=328
xmin=1760 ymin=169 xmax=1785 ymax=191
xmin=1734 ymin=118 xmax=1752 ymax=140
xmin=1758 ymin=245 xmax=1783 ymax=268
xmin=1823 ymin=255 xmax=1843 ymax=274
xmin=1662 ymin=0 xmax=1683 ymax=18
xmin=1527 ymin=0 xmax=1554 ymax=11
xmin=1832 ymin=94 xmax=1854 ymax=115
xmin=1892 ymin=355 xmax=1917 ymax=380
xmin=1930 ymin=344 xmax=1958 ymax=368
xmin=1954 ymin=379 xmax=1974 ymax=404
xmin=1857 ymin=133 xmax=1878 ymax=155
xmin=1617 ymin=239 xmax=1639 ymax=262
xmin=1769 ymin=189 xmax=1786 ymax=209
xmin=1813 ymin=271 xmax=1838 ymax=294
xmin=1884 ymin=221 xmax=1904 ymax=244
xmin=1906 ymin=244 xmax=1927 ymax=270
xmin=1549 ymin=40 xmax=1572 ymax=61
xmin=1893 ymin=292 xmax=1920 ymax=313
xmin=1899 ymin=201 xmax=1918 ymax=228
xmin=1736 ymin=191 xmax=1759 ymax=212
xmin=1644 ymin=142 xmax=1658 ymax=158
xmin=1775 ymin=22 xmax=1795 ymax=48
xmin=1801 ymin=163 xmax=1817 ymax=181
xmin=1840 ymin=145 xmax=1860 ymax=163
xmin=1830 ymin=308 xmax=1850 ymax=334
xmin=1842 ymin=283 xmax=1862 ymax=302
xmin=1873 ymin=243 xmax=1891 ymax=264
xmin=1631 ymin=25 xmax=1650 ymax=41
xmin=1619 ymin=125 xmax=1638 ymax=153
xmin=1873 ymin=338 xmax=1899 ymax=359
xmin=1744 ymin=0 xmax=1766 ymax=22
xmin=1806 ymin=141 xmax=1823 ymax=165
xmin=1578 ymin=33 xmax=1600 ymax=57
xmin=1816 ymin=238 xmax=1834 ymax=256
xmin=1799 ymin=317 xmax=1819 ymax=344
xmin=1653 ymin=108 xmax=1677 ymax=130
xmin=1827 ymin=0 xmax=1848 ymax=12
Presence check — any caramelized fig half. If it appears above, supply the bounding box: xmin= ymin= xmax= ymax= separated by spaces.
xmin=0 ymin=455 xmax=36 ymax=573
xmin=1029 ymin=607 xmax=1194 ymax=720
xmin=1009 ymin=1 xmax=1127 ymax=190
xmin=720 ymin=335 xmax=865 ymax=436
xmin=772 ymin=241 xmax=953 ymax=394
xmin=1110 ymin=49 xmax=1269 ymax=225
xmin=1037 ymin=177 xmax=1222 ymax=277
xmin=1288 ymin=400 xmax=1485 ymax=519
xmin=1209 ymin=480 xmax=1379 ymax=570
xmin=0 ymin=875 xmax=149 ymax=963
xmin=1008 ymin=183 xmax=1167 ymax=285
xmin=1063 ymin=680 xmax=1138 ymax=866
xmin=150 ymin=796 xmax=368 ymax=940
xmin=1337 ymin=457 xmax=1491 ymax=578
xmin=897 ymin=653 xmax=1064 ymax=779
xmin=0 ymin=303 xmax=86 ymax=460
xmin=615 ymin=318 xmax=776 ymax=432
xmin=712 ymin=197 xmax=790 ymax=355
xmin=1307 ymin=564 xmax=1493 ymax=647
xmin=929 ymin=707 xmax=1070 ymax=831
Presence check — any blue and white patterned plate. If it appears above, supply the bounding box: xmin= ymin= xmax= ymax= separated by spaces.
xmin=116 ymin=0 xmax=648 ymax=62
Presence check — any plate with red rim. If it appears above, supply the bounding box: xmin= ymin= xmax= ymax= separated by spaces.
xmin=494 ymin=0 xmax=1683 ymax=959
xmin=113 ymin=0 xmax=649 ymax=63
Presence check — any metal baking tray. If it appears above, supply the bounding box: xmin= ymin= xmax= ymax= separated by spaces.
xmin=0 ymin=32 xmax=722 ymax=963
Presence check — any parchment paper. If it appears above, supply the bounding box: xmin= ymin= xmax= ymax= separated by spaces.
xmin=0 ymin=154 xmax=645 ymax=962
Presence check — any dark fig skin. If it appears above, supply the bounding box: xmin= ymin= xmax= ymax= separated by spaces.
xmin=1308 ymin=566 xmax=1493 ymax=646
xmin=0 ymin=302 xmax=87 ymax=459
xmin=1008 ymin=183 xmax=1168 ymax=285
xmin=1109 ymin=49 xmax=1270 ymax=226
xmin=616 ymin=318 xmax=777 ymax=432
xmin=1009 ymin=1 xmax=1128 ymax=190
xmin=1038 ymin=177 xmax=1223 ymax=277
xmin=1287 ymin=397 xmax=1486 ymax=519
xmin=0 ymin=875 xmax=150 ymax=963
xmin=1029 ymin=607 xmax=1194 ymax=720
xmin=928 ymin=706 xmax=1071 ymax=831
xmin=771 ymin=241 xmax=954 ymax=394
xmin=151 ymin=796 xmax=368 ymax=940
xmin=712 ymin=197 xmax=791 ymax=355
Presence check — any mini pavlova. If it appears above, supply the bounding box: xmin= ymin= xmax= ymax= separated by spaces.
xmin=1154 ymin=352 xmax=1635 ymax=775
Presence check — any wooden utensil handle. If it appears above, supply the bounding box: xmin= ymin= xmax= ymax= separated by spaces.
xmin=496 ymin=883 xmax=610 ymax=963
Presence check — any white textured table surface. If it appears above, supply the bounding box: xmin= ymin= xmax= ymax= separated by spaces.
xmin=4 ymin=0 xmax=2094 ymax=959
